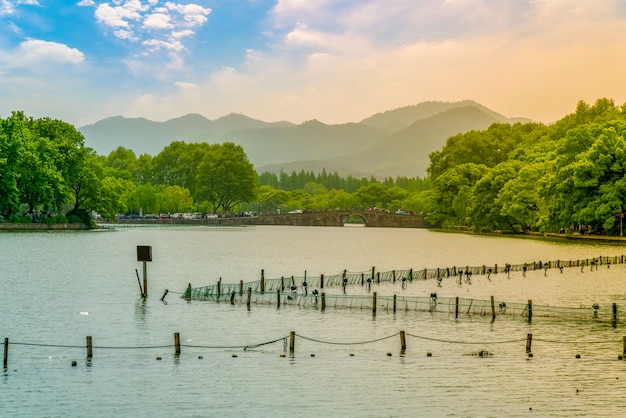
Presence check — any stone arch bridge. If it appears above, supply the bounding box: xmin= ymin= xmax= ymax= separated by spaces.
xmin=189 ymin=210 xmax=430 ymax=228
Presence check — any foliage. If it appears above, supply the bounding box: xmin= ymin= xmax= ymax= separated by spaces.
xmin=426 ymin=97 xmax=626 ymax=235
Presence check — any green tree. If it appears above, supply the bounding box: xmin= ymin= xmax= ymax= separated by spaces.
xmin=195 ymin=142 xmax=257 ymax=213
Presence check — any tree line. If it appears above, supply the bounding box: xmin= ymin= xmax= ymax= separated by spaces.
xmin=4 ymin=97 xmax=625 ymax=234
xmin=426 ymin=97 xmax=626 ymax=235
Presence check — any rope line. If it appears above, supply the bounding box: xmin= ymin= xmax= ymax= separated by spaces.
xmin=405 ymin=333 xmax=525 ymax=345
xmin=182 ymin=335 xmax=288 ymax=350
xmin=295 ymin=332 xmax=399 ymax=345
xmin=9 ymin=341 xmax=176 ymax=350
xmin=533 ymin=338 xmax=615 ymax=345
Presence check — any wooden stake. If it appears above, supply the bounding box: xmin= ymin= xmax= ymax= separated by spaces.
xmin=526 ymin=333 xmax=532 ymax=353
xmin=239 ymin=280 xmax=243 ymax=296
xmin=400 ymin=331 xmax=406 ymax=352
xmin=491 ymin=296 xmax=496 ymax=321
xmin=260 ymin=269 xmax=265 ymax=293
xmin=230 ymin=291 xmax=235 ymax=305
xmin=289 ymin=331 xmax=295 ymax=355
xmin=613 ymin=303 xmax=618 ymax=328
xmin=393 ymin=294 xmax=397 ymax=314
xmin=321 ymin=292 xmax=326 ymax=311
xmin=277 ymin=289 xmax=281 ymax=308
xmin=86 ymin=336 xmax=93 ymax=359
xmin=372 ymin=292 xmax=377 ymax=316
xmin=3 ymin=338 xmax=7 ymax=369
xmin=160 ymin=289 xmax=169 ymax=301
xmin=455 ymin=296 xmax=459 ymax=319
xmin=246 ymin=287 xmax=252 ymax=310
xmin=320 ymin=274 xmax=324 ymax=289
xmin=528 ymin=300 xmax=533 ymax=323
xmin=142 ymin=261 xmax=148 ymax=297
xmin=174 ymin=332 xmax=181 ymax=356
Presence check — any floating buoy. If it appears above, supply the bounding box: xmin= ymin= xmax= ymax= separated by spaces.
xmin=528 ymin=353 xmax=533 ymax=358
xmin=71 ymin=361 xmax=77 ymax=367
xmin=426 ymin=352 xmax=432 ymax=357
xmin=618 ymin=355 xmax=623 ymax=360
xmin=576 ymin=354 xmax=581 ymax=359
xmin=198 ymin=356 xmax=203 ymax=359
xmin=387 ymin=352 xmax=392 ymax=357
xmin=156 ymin=356 xmax=162 ymax=361
xmin=232 ymin=354 xmax=237 ymax=358
xmin=310 ymin=354 xmax=315 ymax=357
xmin=279 ymin=353 xmax=285 ymax=358
xmin=349 ymin=353 xmax=355 ymax=357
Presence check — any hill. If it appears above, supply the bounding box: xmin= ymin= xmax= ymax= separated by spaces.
xmin=79 ymin=100 xmax=530 ymax=179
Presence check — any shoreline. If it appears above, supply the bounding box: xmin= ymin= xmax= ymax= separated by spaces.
xmin=0 ymin=223 xmax=88 ymax=231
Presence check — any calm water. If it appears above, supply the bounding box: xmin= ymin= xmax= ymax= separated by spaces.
xmin=2 ymin=226 xmax=626 ymax=417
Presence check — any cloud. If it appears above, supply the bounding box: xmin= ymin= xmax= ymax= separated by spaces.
xmin=15 ymin=39 xmax=84 ymax=66
xmin=175 ymin=81 xmax=197 ymax=89
xmin=95 ymin=2 xmax=145 ymax=28
xmin=0 ymin=0 xmax=38 ymax=15
xmin=77 ymin=0 xmax=95 ymax=6
xmin=143 ymin=12 xmax=172 ymax=30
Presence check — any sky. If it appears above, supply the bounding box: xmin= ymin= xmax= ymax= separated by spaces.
xmin=1 ymin=0 xmax=626 ymax=127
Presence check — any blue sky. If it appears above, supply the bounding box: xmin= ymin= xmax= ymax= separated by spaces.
xmin=1 ymin=0 xmax=626 ymax=127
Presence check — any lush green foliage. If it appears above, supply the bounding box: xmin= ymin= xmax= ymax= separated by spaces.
xmin=425 ymin=98 xmax=626 ymax=235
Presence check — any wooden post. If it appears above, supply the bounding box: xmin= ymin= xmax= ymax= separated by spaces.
xmin=217 ymin=278 xmax=221 ymax=300
xmin=3 ymin=338 xmax=8 ymax=369
xmin=160 ymin=289 xmax=169 ymax=301
xmin=86 ymin=336 xmax=93 ymax=359
xmin=393 ymin=294 xmax=397 ymax=314
xmin=361 ymin=273 xmax=364 ymax=286
xmin=455 ymin=296 xmax=459 ymax=319
xmin=174 ymin=332 xmax=181 ymax=356
xmin=320 ymin=274 xmax=324 ymax=289
xmin=184 ymin=283 xmax=191 ymax=300
xmin=400 ymin=330 xmax=406 ymax=353
xmin=246 ymin=287 xmax=252 ymax=310
xmin=281 ymin=276 xmax=285 ymax=291
xmin=277 ymin=289 xmax=281 ymax=308
xmin=142 ymin=261 xmax=148 ymax=297
xmin=372 ymin=292 xmax=377 ymax=316
xmin=230 ymin=291 xmax=235 ymax=305
xmin=409 ymin=268 xmax=413 ymax=281
xmin=392 ymin=270 xmax=396 ymax=283
xmin=491 ymin=296 xmax=496 ymax=321
xmin=494 ymin=264 xmax=498 ymax=274
xmin=526 ymin=333 xmax=533 ymax=353
xmin=321 ymin=292 xmax=326 ymax=311
xmin=623 ymin=336 xmax=626 ymax=358
xmin=239 ymin=280 xmax=243 ymax=296
xmin=260 ymin=269 xmax=265 ymax=293
xmin=613 ymin=303 xmax=618 ymax=328
xmin=289 ymin=331 xmax=295 ymax=355
xmin=528 ymin=300 xmax=533 ymax=323
xmin=377 ymin=271 xmax=380 ymax=284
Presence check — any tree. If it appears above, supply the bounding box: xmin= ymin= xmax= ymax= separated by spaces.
xmin=195 ymin=142 xmax=257 ymax=213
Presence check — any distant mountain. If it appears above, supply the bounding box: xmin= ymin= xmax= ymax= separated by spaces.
xmin=79 ymin=113 xmax=293 ymax=156
xmin=79 ymin=100 xmax=531 ymax=179
xmin=326 ymin=105 xmax=506 ymax=178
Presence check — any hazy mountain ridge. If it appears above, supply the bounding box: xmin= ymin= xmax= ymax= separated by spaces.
xmin=79 ymin=100 xmax=530 ymax=178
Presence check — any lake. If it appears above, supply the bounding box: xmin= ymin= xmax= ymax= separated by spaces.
xmin=2 ymin=226 xmax=626 ymax=417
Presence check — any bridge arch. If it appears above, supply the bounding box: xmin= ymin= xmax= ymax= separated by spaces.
xmin=340 ymin=213 xmax=368 ymax=226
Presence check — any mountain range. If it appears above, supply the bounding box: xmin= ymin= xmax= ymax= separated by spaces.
xmin=79 ymin=100 xmax=530 ymax=179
